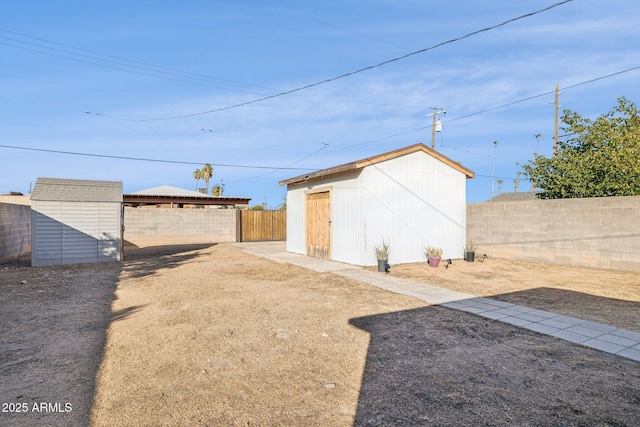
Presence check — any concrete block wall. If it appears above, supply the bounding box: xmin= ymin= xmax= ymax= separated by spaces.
xmin=123 ymin=207 xmax=237 ymax=247
xmin=467 ymin=196 xmax=640 ymax=273
xmin=0 ymin=203 xmax=31 ymax=264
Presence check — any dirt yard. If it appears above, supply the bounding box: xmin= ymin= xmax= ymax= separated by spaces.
xmin=386 ymin=256 xmax=640 ymax=333
xmin=1 ymin=244 xmax=639 ymax=426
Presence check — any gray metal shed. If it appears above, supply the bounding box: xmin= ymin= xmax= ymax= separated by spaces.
xmin=30 ymin=178 xmax=123 ymax=266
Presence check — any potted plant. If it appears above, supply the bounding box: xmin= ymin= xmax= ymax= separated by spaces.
xmin=425 ymin=246 xmax=443 ymax=267
xmin=374 ymin=239 xmax=390 ymax=273
xmin=464 ymin=243 xmax=476 ymax=262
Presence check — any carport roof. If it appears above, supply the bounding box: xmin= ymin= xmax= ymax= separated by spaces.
xmin=278 ymin=143 xmax=474 ymax=186
xmin=123 ymin=185 xmax=250 ymax=206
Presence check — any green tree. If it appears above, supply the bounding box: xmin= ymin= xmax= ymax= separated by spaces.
xmin=212 ymin=182 xmax=224 ymax=197
xmin=523 ymin=97 xmax=640 ymax=199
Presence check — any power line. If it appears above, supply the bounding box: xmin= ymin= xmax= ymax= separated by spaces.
xmin=447 ymin=65 xmax=640 ymax=124
xmin=0 ymin=38 xmax=276 ymax=96
xmin=323 ymin=65 xmax=640 ymax=155
xmin=3 ymin=63 xmax=636 ymax=170
xmin=0 ymin=26 xmax=287 ymax=97
xmin=226 ymin=143 xmax=329 ymax=184
xmin=0 ymin=144 xmax=311 ymax=171
xmin=0 ymin=94 xmax=219 ymax=132
xmin=148 ymin=0 xmax=574 ymax=121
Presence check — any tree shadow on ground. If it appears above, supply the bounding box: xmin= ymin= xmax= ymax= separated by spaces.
xmin=111 ymin=304 xmax=148 ymax=322
xmin=122 ymin=243 xmax=217 ymax=279
xmin=350 ymin=301 xmax=640 ymax=426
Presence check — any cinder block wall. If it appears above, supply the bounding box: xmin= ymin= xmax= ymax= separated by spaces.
xmin=0 ymin=203 xmax=31 ymax=264
xmin=123 ymin=207 xmax=237 ymax=247
xmin=467 ymin=196 xmax=640 ymax=273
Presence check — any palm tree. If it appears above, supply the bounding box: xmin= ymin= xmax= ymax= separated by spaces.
xmin=514 ymin=170 xmax=522 ymax=192
xmin=193 ymin=169 xmax=202 ymax=191
xmin=201 ymin=163 xmax=213 ymax=193
xmin=497 ymin=179 xmax=504 ymax=194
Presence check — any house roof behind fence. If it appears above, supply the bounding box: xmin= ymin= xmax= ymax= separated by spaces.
xmin=31 ymin=178 xmax=123 ymax=202
xmin=487 ymin=191 xmax=540 ymax=202
xmin=278 ymin=143 xmax=474 ymax=186
xmin=124 ymin=185 xmax=251 ymax=206
xmin=132 ymin=185 xmax=211 ymax=198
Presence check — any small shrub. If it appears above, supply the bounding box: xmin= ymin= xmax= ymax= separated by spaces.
xmin=425 ymin=246 xmax=443 ymax=258
xmin=374 ymin=239 xmax=390 ymax=260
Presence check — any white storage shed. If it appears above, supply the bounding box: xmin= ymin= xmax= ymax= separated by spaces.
xmin=31 ymin=178 xmax=123 ymax=267
xmin=279 ymin=143 xmax=474 ymax=266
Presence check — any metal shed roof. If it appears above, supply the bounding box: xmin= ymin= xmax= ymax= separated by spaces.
xmin=278 ymin=143 xmax=474 ymax=186
xmin=30 ymin=178 xmax=123 ymax=202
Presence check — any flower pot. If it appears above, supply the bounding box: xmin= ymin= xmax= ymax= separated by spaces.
xmin=428 ymin=256 xmax=441 ymax=267
xmin=377 ymin=259 xmax=388 ymax=272
xmin=465 ymin=251 xmax=475 ymax=262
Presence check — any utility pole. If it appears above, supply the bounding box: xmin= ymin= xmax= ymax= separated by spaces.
xmin=491 ymin=140 xmax=498 ymax=201
xmin=553 ymin=83 xmax=560 ymax=155
xmin=426 ymin=108 xmax=446 ymax=149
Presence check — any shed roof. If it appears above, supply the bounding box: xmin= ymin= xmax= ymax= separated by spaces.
xmin=278 ymin=143 xmax=474 ymax=186
xmin=31 ymin=178 xmax=123 ymax=202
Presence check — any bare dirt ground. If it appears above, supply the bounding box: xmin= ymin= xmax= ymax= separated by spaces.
xmin=0 ymin=260 xmax=120 ymax=427
xmin=385 ymin=256 xmax=640 ymax=333
xmin=1 ymin=244 xmax=639 ymax=426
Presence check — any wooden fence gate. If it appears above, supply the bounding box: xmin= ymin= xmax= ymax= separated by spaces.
xmin=238 ymin=210 xmax=286 ymax=242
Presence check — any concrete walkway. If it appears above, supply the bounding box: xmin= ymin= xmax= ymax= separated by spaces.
xmin=230 ymin=241 xmax=640 ymax=363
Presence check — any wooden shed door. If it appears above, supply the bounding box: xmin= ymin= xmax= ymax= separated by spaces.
xmin=306 ymin=191 xmax=331 ymax=259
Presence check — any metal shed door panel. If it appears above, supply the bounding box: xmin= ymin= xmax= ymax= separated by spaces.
xmin=306 ymin=191 xmax=331 ymax=259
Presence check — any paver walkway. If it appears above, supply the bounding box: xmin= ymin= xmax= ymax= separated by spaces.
xmin=231 ymin=241 xmax=640 ymax=363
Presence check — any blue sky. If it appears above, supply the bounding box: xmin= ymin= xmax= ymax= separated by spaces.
xmin=2 ymin=0 xmax=639 ymax=206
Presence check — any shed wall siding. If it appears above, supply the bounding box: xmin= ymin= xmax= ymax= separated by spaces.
xmin=31 ymin=203 xmax=63 ymax=266
xmin=356 ymin=151 xmax=466 ymax=265
xmin=98 ymin=203 xmax=122 ymax=262
xmin=331 ymin=183 xmax=366 ymax=265
xmin=285 ymin=188 xmax=306 ymax=255
xmin=31 ymin=201 xmax=121 ymax=266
